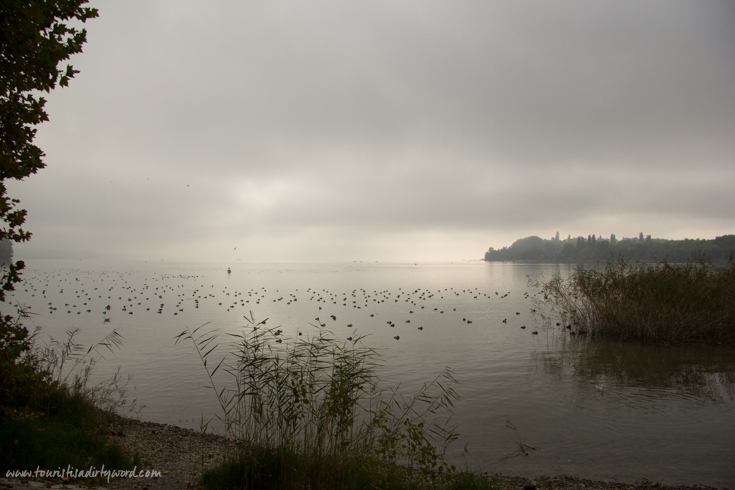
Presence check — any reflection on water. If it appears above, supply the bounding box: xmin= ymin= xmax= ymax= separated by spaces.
xmin=535 ymin=334 xmax=735 ymax=405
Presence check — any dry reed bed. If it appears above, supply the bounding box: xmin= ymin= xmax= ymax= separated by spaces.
xmin=536 ymin=258 xmax=735 ymax=344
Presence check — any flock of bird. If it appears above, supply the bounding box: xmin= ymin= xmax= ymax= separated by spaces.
xmin=8 ymin=268 xmax=546 ymax=341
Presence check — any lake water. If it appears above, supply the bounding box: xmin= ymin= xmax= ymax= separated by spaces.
xmin=5 ymin=259 xmax=734 ymax=487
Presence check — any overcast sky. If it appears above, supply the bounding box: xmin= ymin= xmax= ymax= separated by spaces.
xmin=9 ymin=0 xmax=735 ymax=262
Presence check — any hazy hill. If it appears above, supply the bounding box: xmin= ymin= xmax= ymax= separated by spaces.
xmin=484 ymin=233 xmax=735 ymax=263
xmin=0 ymin=239 xmax=12 ymax=264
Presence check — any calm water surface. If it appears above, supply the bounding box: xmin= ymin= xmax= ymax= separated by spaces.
xmin=6 ymin=260 xmax=734 ymax=487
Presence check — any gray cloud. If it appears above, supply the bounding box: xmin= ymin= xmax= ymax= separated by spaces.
xmin=10 ymin=0 xmax=735 ymax=261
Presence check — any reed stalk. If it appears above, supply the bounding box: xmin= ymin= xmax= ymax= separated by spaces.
xmin=176 ymin=311 xmax=461 ymax=489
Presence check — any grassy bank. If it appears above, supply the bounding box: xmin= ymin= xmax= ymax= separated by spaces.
xmin=536 ymin=257 xmax=735 ymax=344
xmin=200 ymin=450 xmax=504 ymax=490
xmin=178 ymin=313 xmax=506 ymax=490
xmin=0 ymin=327 xmax=135 ymax=477
xmin=0 ymin=382 xmax=132 ymax=473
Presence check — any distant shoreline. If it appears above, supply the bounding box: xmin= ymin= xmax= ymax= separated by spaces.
xmin=485 ymin=234 xmax=735 ymax=263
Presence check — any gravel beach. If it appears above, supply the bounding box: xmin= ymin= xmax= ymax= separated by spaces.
xmin=1 ymin=418 xmax=727 ymax=490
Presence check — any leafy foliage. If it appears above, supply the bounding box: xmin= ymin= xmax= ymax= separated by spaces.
xmin=0 ymin=0 xmax=97 ymax=416
xmin=1 ymin=0 xmax=98 ymax=245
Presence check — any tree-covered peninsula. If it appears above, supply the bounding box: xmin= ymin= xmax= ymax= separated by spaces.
xmin=0 ymin=239 xmax=11 ymax=264
xmin=484 ymin=232 xmax=735 ymax=263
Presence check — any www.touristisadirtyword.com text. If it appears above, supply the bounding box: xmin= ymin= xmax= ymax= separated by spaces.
xmin=5 ymin=465 xmax=162 ymax=483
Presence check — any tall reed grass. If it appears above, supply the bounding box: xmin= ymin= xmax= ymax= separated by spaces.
xmin=176 ymin=312 xmax=463 ymax=490
xmin=535 ymin=257 xmax=735 ymax=344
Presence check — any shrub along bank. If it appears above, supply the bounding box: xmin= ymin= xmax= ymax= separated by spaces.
xmin=0 ymin=327 xmax=135 ymax=477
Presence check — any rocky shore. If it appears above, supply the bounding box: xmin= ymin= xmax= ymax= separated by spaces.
xmin=487 ymin=475 xmax=726 ymax=490
xmin=1 ymin=417 xmax=727 ymax=490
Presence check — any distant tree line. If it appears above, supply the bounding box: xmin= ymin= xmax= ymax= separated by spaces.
xmin=0 ymin=239 xmax=12 ymax=264
xmin=484 ymin=233 xmax=735 ymax=263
